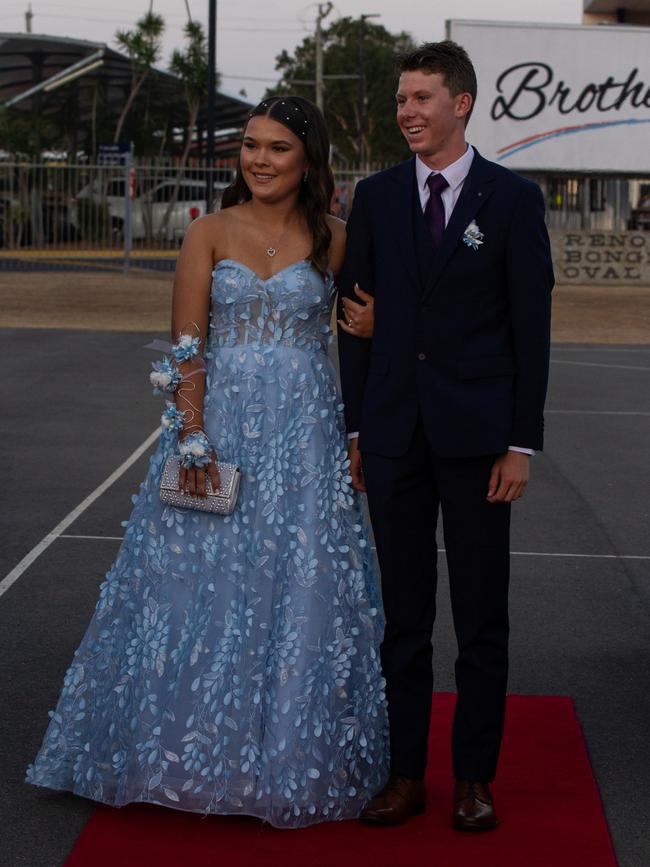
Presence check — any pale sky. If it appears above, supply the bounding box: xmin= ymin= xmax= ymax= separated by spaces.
xmin=1 ymin=0 xmax=583 ymax=102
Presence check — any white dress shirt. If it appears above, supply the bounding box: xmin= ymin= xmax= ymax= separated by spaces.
xmin=415 ymin=144 xmax=475 ymax=223
xmin=348 ymin=144 xmax=533 ymax=456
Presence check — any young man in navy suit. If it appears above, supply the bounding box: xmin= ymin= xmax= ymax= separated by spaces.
xmin=337 ymin=41 xmax=553 ymax=830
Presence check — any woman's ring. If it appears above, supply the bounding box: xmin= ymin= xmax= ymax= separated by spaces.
xmin=348 ymin=319 xmax=354 ymax=327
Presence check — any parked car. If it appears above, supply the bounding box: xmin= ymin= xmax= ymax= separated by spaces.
xmin=71 ymin=175 xmax=229 ymax=243
xmin=0 ymin=191 xmax=77 ymax=247
xmin=133 ymin=178 xmax=229 ymax=242
xmin=71 ymin=176 xmax=135 ymax=242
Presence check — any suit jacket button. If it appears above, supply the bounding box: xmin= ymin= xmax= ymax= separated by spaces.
xmin=418 ymin=352 xmax=426 ymax=361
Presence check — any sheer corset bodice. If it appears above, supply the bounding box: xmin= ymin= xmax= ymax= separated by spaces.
xmin=208 ymin=259 xmax=335 ymax=355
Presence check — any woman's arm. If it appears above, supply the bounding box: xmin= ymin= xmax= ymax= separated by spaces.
xmin=328 ymin=214 xmax=374 ymax=339
xmin=171 ymin=216 xmax=220 ymax=497
xmin=338 ymin=284 xmax=374 ymax=338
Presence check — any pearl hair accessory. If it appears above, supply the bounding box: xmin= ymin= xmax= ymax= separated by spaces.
xmin=254 ymin=98 xmax=308 ymax=138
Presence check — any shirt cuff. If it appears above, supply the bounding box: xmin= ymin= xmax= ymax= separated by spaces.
xmin=508 ymin=446 xmax=534 ymax=456
xmin=347 ymin=432 xmax=359 ymax=440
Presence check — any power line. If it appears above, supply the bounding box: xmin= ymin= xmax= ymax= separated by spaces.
xmin=220 ymin=73 xmax=279 ymax=82
xmin=315 ymin=2 xmax=333 ymax=111
xmin=5 ymin=11 xmax=306 ymax=31
xmin=6 ymin=1 xmax=299 ymax=24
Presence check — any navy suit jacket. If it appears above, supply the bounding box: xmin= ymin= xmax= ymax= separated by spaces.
xmin=337 ymin=150 xmax=554 ymax=458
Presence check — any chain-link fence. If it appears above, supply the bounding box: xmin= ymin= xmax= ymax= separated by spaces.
xmin=1 ymin=160 xmax=648 ymax=270
xmin=0 ymin=159 xmax=236 ymax=269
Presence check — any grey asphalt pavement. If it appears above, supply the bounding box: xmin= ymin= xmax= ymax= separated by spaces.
xmin=1 ymin=331 xmax=649 ymax=866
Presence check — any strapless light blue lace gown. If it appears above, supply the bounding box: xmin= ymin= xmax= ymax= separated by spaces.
xmin=27 ymin=260 xmax=390 ymax=827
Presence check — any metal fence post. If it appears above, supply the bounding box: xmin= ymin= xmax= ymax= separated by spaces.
xmin=123 ymin=149 xmax=134 ymax=274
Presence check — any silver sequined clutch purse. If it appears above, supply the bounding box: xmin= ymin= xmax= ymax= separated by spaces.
xmin=160 ymin=455 xmax=241 ymax=515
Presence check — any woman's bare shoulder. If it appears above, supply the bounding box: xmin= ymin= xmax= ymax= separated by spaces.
xmin=182 ymin=206 xmax=245 ymax=258
xmin=194 ymin=208 xmax=236 ymax=232
xmin=197 ymin=204 xmax=252 ymax=230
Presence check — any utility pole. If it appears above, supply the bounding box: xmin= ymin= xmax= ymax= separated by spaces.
xmin=358 ymin=13 xmax=380 ymax=165
xmin=25 ymin=3 xmax=33 ymax=33
xmin=206 ymin=0 xmax=217 ymax=212
xmin=315 ymin=2 xmax=333 ymax=112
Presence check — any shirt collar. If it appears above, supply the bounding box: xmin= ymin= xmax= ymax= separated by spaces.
xmin=416 ymin=144 xmax=475 ymax=193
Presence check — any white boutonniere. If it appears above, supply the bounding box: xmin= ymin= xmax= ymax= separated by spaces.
xmin=462 ymin=220 xmax=484 ymax=251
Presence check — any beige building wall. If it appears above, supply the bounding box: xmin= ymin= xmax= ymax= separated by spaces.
xmin=550 ymin=229 xmax=650 ymax=285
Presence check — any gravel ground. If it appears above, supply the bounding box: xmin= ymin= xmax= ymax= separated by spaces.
xmin=1 ymin=270 xmax=649 ymax=342
xmin=0 ymin=271 xmax=174 ymax=332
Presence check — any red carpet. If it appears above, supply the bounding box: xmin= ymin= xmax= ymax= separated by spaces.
xmin=64 ymin=695 xmax=617 ymax=867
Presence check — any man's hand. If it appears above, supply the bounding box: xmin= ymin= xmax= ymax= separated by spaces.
xmin=487 ymin=451 xmax=529 ymax=503
xmin=348 ymin=436 xmax=366 ymax=492
xmin=338 ymin=284 xmax=374 ymax=338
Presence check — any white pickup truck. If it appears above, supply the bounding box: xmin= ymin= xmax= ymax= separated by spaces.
xmin=72 ymin=176 xmax=230 ymax=243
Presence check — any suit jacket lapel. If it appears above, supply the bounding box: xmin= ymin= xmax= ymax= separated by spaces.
xmin=421 ymin=150 xmax=498 ymax=302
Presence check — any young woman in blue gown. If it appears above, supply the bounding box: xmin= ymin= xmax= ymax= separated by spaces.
xmin=26 ymin=96 xmax=389 ymax=828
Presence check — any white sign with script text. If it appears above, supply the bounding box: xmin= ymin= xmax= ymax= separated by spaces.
xmin=447 ymin=20 xmax=650 ymax=173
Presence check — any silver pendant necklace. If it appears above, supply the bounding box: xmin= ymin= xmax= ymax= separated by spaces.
xmin=265 ymin=221 xmax=294 ymax=258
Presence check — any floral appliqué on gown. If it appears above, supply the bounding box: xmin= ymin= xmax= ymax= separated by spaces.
xmin=26 ymin=260 xmax=390 ymax=828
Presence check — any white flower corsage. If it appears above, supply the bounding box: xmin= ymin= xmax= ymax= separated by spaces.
xmin=178 ymin=431 xmax=212 ymax=469
xmin=161 ymin=401 xmax=186 ymax=433
xmin=171 ymin=333 xmax=201 ymax=363
xmin=462 ymin=220 xmax=484 ymax=251
xmin=150 ymin=357 xmax=182 ymax=394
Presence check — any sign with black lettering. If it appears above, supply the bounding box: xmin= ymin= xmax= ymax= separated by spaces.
xmin=448 ymin=21 xmax=650 ymax=172
xmin=550 ymin=230 xmax=650 ymax=284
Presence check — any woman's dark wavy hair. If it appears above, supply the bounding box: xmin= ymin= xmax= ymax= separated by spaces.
xmin=221 ymin=95 xmax=334 ymax=277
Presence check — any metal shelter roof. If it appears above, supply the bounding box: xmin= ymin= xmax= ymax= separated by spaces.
xmin=0 ymin=32 xmax=252 ymax=136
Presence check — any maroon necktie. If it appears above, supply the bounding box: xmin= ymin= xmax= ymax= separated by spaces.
xmin=424 ymin=173 xmax=449 ymax=247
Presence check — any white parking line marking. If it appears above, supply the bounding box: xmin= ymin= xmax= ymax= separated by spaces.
xmin=369 ymin=547 xmax=650 ymax=560
xmin=0 ymin=429 xmax=160 ymax=601
xmin=32 ymin=535 xmax=650 ymax=563
xmin=59 ymin=534 xmax=124 ymax=541
xmin=552 ymin=348 xmax=650 ymax=354
xmin=34 ymin=534 xmax=650 ymax=560
xmin=551 ymin=360 xmax=650 ymax=372
xmin=509 ymin=551 xmax=650 ymax=560
xmin=546 ymin=410 xmax=650 ymax=416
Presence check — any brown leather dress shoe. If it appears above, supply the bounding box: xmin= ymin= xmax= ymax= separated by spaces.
xmin=452 ymin=780 xmax=498 ymax=831
xmin=360 ymin=776 xmax=426 ymax=826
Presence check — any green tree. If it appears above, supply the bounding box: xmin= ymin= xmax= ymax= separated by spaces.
xmin=0 ymin=106 xmax=56 ymax=157
xmin=0 ymin=108 xmax=58 ymax=248
xmin=114 ymin=7 xmax=166 ymax=143
xmin=154 ymin=17 xmax=214 ymax=238
xmin=169 ymin=18 xmax=213 ymax=166
xmin=270 ymin=17 xmax=415 ymax=164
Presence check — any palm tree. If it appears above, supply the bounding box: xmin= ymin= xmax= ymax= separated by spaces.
xmin=157 ymin=16 xmax=214 ymax=238
xmin=113 ymin=7 xmax=165 ymax=144
xmin=169 ymin=18 xmax=212 ymax=168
